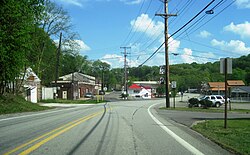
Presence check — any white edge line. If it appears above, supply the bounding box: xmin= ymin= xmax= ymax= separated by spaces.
xmin=148 ymin=103 xmax=205 ymax=155
xmin=0 ymin=106 xmax=80 ymax=122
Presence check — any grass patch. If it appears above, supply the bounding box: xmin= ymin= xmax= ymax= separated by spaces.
xmin=0 ymin=94 xmax=51 ymax=115
xmin=159 ymin=107 xmax=250 ymax=114
xmin=40 ymin=99 xmax=107 ymax=104
xmin=192 ymin=119 xmax=250 ymax=155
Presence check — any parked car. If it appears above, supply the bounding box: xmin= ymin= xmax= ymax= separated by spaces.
xmin=200 ymin=95 xmax=229 ymax=107
xmin=84 ymin=92 xmax=93 ymax=98
xmin=99 ymin=90 xmax=105 ymax=95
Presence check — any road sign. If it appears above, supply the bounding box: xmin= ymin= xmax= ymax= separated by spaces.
xmin=159 ymin=66 xmax=165 ymax=74
xmin=104 ymin=87 xmax=107 ymax=91
xmin=171 ymin=81 xmax=176 ymax=88
xmin=220 ymin=58 xmax=232 ymax=74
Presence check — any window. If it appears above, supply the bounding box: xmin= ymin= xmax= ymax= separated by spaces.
xmin=134 ymin=90 xmax=140 ymax=93
xmin=216 ymin=96 xmax=222 ymax=99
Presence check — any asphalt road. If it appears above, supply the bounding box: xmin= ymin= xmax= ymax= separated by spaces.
xmin=0 ymin=99 xmax=240 ymax=155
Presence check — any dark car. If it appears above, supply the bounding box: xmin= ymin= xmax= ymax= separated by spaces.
xmin=84 ymin=92 xmax=93 ymax=98
xmin=99 ymin=90 xmax=105 ymax=95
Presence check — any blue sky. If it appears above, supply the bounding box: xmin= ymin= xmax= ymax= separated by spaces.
xmin=54 ymin=0 xmax=250 ymax=68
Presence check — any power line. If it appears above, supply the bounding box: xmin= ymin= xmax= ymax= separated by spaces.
xmin=138 ymin=42 xmax=165 ymax=67
xmin=121 ymin=0 xmax=146 ymax=46
xmin=121 ymin=46 xmax=131 ymax=96
xmin=138 ymin=0 xmax=215 ymax=67
xmin=125 ymin=0 xmax=153 ymax=46
xmin=186 ymin=0 xmax=236 ymax=36
xmin=130 ymin=3 xmax=163 ymax=47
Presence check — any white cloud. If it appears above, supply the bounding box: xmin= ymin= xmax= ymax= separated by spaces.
xmin=57 ymin=0 xmax=84 ymax=7
xmin=120 ymin=0 xmax=143 ymax=5
xmin=223 ymin=21 xmax=250 ymax=38
xmin=130 ymin=14 xmax=180 ymax=53
xmin=100 ymin=54 xmax=124 ymax=68
xmin=198 ymin=30 xmax=212 ymax=38
xmin=235 ymin=0 xmax=250 ymax=9
xmin=178 ymin=48 xmax=217 ymax=64
xmin=54 ymin=39 xmax=90 ymax=52
xmin=181 ymin=48 xmax=194 ymax=63
xmin=211 ymin=39 xmax=250 ymax=55
xmin=168 ymin=37 xmax=180 ymax=53
xmin=74 ymin=40 xmax=91 ymax=52
xmin=56 ymin=0 xmax=111 ymax=7
xmin=131 ymin=14 xmax=164 ymax=37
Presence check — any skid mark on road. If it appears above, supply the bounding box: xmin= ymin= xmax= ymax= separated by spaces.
xmin=3 ymin=107 xmax=106 ymax=155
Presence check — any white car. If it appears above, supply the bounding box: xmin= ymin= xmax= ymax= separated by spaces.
xmin=201 ymin=95 xmax=230 ymax=107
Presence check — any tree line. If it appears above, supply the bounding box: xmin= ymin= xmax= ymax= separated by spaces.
xmin=0 ymin=0 xmax=111 ymax=95
xmin=126 ymin=54 xmax=250 ymax=92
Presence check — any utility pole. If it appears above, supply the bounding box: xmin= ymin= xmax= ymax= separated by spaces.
xmin=121 ymin=47 xmax=131 ymax=96
xmin=55 ymin=32 xmax=62 ymax=99
xmin=156 ymin=0 xmax=177 ymax=108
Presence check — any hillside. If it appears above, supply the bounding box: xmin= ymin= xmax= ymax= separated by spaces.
xmin=125 ymin=54 xmax=250 ymax=91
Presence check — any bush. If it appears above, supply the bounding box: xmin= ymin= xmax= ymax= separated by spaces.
xmin=120 ymin=93 xmax=129 ymax=98
xmin=0 ymin=94 xmax=51 ymax=114
xmin=199 ymin=99 xmax=213 ymax=109
xmin=188 ymin=98 xmax=199 ymax=108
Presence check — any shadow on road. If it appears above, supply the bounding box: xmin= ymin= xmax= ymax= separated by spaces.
xmin=67 ymin=103 xmax=109 ymax=155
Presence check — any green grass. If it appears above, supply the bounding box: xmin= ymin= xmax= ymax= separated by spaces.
xmin=40 ymin=99 xmax=107 ymax=104
xmin=192 ymin=119 xmax=250 ymax=155
xmin=159 ymin=107 xmax=250 ymax=114
xmin=0 ymin=94 xmax=52 ymax=115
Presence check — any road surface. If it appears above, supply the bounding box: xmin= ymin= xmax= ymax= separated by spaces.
xmin=0 ymin=99 xmax=234 ymax=155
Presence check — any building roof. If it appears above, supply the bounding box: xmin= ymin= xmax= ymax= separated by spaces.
xmin=58 ymin=72 xmax=95 ymax=84
xmin=241 ymin=86 xmax=250 ymax=92
xmin=129 ymin=84 xmax=141 ymax=89
xmin=208 ymin=80 xmax=246 ymax=91
xmin=232 ymin=86 xmax=250 ymax=93
xmin=208 ymin=82 xmax=225 ymax=91
xmin=142 ymin=86 xmax=151 ymax=89
xmin=227 ymin=80 xmax=245 ymax=86
xmin=208 ymin=82 xmax=224 ymax=87
xmin=134 ymin=81 xmax=158 ymax=85
xmin=19 ymin=67 xmax=41 ymax=82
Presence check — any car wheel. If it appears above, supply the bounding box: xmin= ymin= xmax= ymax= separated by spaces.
xmin=215 ymin=102 xmax=220 ymax=107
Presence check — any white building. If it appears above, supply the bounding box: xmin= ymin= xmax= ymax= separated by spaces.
xmin=128 ymin=84 xmax=152 ymax=99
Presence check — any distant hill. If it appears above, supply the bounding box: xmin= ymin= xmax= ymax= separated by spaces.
xmin=124 ymin=54 xmax=250 ymax=92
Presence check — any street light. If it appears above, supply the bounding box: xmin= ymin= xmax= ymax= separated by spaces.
xmin=205 ymin=9 xmax=214 ymax=14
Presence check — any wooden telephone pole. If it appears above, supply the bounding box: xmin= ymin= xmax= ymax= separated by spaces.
xmin=156 ymin=0 xmax=177 ymax=108
xmin=121 ymin=47 xmax=131 ymax=96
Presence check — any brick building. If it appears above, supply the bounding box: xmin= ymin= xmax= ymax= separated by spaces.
xmin=52 ymin=72 xmax=98 ymax=100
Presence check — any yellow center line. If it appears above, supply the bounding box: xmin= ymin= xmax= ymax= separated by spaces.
xmin=19 ymin=111 xmax=103 ymax=155
xmin=4 ymin=110 xmax=104 ymax=155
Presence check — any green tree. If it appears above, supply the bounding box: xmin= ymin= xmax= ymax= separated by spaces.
xmin=0 ymin=0 xmax=44 ymax=94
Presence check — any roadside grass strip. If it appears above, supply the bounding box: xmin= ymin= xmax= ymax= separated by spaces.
xmin=192 ymin=119 xmax=250 ymax=155
xmin=4 ymin=110 xmax=105 ymax=155
xmin=160 ymin=107 xmax=250 ymax=113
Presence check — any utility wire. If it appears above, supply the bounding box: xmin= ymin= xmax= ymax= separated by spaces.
xmin=125 ymin=0 xmax=153 ymax=46
xmin=138 ymin=0 xmax=215 ymax=67
xmin=169 ymin=0 xmax=194 ymax=27
xmin=138 ymin=42 xmax=165 ymax=67
xmin=187 ymin=0 xmax=236 ymax=36
xmin=121 ymin=0 xmax=146 ymax=46
xmin=131 ymin=3 xmax=163 ymax=47
xmin=163 ymin=0 xmax=235 ymax=59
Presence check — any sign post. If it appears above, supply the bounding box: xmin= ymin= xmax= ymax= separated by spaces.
xmin=171 ymin=81 xmax=177 ymax=109
xmin=220 ymin=58 xmax=232 ymax=129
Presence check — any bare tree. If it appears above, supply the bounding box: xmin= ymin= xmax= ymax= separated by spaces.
xmin=33 ymin=0 xmax=81 ymax=78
